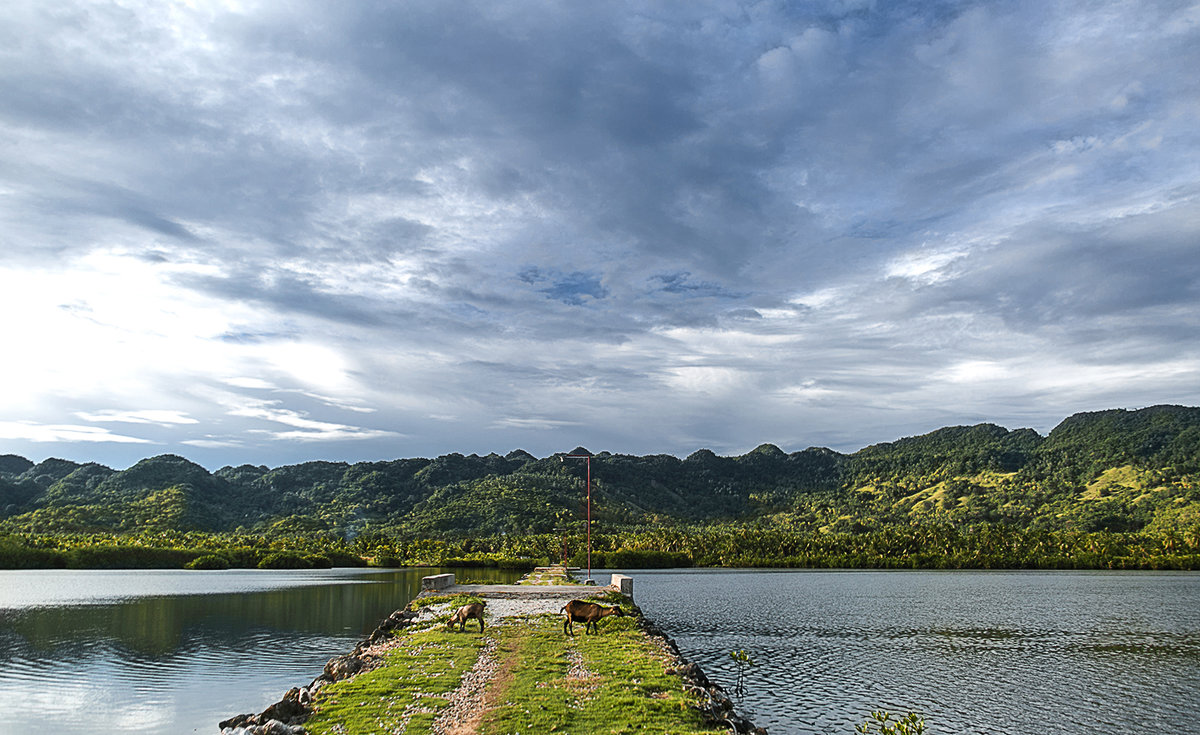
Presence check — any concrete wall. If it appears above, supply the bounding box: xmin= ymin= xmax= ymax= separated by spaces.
xmin=421 ymin=573 xmax=455 ymax=591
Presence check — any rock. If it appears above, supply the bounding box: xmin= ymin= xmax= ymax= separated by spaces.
xmin=259 ymin=687 xmax=309 ymax=724
xmin=678 ymin=662 xmax=711 ymax=689
xmin=219 ymin=714 xmax=256 ymax=730
xmin=360 ymin=608 xmax=418 ymax=647
xmin=219 ymin=720 xmax=305 ymax=735
xmin=323 ymin=654 xmax=365 ymax=681
xmin=380 ymin=610 xmax=415 ymax=630
xmin=260 ymin=719 xmax=294 ymax=735
xmin=635 ymin=611 xmax=767 ymax=735
xmin=220 ymin=686 xmax=312 ymax=733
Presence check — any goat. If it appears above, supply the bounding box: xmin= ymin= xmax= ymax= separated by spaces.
xmin=560 ymin=599 xmax=625 ymax=636
xmin=447 ymin=601 xmax=486 ymax=632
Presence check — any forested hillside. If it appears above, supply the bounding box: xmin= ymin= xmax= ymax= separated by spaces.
xmin=2 ymin=405 xmax=1199 ymax=569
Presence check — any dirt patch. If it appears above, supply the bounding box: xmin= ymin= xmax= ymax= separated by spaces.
xmin=561 ymin=644 xmax=600 ymax=697
xmin=437 ymin=631 xmax=521 ymax=735
xmin=429 ymin=635 xmax=499 ymax=735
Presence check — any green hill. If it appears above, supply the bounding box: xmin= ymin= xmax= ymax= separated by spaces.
xmin=2 ymin=405 xmax=1198 ymax=540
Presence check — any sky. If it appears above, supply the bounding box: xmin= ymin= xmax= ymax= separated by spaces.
xmin=2 ymin=0 xmax=1198 ymax=471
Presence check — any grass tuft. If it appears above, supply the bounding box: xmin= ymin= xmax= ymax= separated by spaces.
xmin=409 ymin=592 xmax=485 ymax=609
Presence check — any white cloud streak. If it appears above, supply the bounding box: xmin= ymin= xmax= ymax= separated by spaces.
xmin=0 ymin=422 xmax=152 ymax=445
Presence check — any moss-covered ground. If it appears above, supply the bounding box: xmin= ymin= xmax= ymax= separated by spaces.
xmin=515 ymin=565 xmax=579 ymax=585
xmin=303 ymin=624 xmax=487 ymax=734
xmin=479 ymin=614 xmax=715 ymax=734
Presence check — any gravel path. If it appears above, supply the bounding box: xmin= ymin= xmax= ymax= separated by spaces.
xmin=429 ymin=635 xmax=499 ymax=735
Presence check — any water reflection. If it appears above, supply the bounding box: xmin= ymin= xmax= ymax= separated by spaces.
xmin=0 ymin=567 xmax=520 ymax=734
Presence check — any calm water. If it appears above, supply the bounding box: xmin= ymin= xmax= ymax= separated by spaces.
xmin=621 ymin=569 xmax=1200 ymax=735
xmin=1 ymin=569 xmax=1196 ymax=734
xmin=0 ymin=567 xmax=521 ymax=734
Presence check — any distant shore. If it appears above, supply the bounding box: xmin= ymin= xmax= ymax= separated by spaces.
xmin=4 ymin=526 xmax=1198 ymax=572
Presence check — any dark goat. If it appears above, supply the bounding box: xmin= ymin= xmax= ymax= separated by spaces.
xmin=560 ymin=599 xmax=625 ymax=635
xmin=447 ymin=602 xmax=486 ymax=632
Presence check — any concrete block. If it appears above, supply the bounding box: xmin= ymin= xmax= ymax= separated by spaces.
xmin=610 ymin=574 xmax=633 ymax=597
xmin=421 ymin=573 xmax=455 ymax=591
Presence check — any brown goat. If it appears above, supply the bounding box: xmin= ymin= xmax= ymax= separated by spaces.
xmin=560 ymin=599 xmax=625 ymax=635
xmin=447 ymin=602 xmax=486 ymax=632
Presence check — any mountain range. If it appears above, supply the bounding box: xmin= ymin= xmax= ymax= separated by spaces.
xmin=2 ymin=405 xmax=1198 ymax=538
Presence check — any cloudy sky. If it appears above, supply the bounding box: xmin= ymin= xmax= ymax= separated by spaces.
xmin=2 ymin=0 xmax=1198 ymax=470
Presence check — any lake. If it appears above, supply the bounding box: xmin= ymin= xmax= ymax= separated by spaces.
xmin=0 ymin=566 xmax=522 ymax=734
xmin=1 ymin=568 xmax=1197 ymax=734
xmin=625 ymin=568 xmax=1200 ymax=735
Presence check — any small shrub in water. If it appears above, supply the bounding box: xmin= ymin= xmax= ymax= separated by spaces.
xmin=729 ymin=648 xmax=755 ymax=695
xmin=855 ymin=710 xmax=926 ymax=735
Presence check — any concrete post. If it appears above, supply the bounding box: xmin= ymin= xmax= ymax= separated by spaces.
xmin=610 ymin=574 xmax=633 ymax=598
xmin=421 ymin=573 xmax=455 ymax=591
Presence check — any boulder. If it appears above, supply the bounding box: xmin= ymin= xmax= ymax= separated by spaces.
xmin=219 ymin=714 xmax=255 ymax=730
xmin=259 ymin=687 xmax=309 ymax=724
xmin=323 ymin=654 xmax=365 ymax=681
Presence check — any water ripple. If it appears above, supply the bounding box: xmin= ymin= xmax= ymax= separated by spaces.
xmin=630 ymin=569 xmax=1200 ymax=735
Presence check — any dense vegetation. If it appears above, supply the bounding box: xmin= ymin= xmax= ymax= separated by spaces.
xmin=2 ymin=405 xmax=1198 ymax=569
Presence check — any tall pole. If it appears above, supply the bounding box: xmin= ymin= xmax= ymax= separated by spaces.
xmin=561 ymin=453 xmax=593 ymax=584
xmin=586 ymin=455 xmax=592 ymax=582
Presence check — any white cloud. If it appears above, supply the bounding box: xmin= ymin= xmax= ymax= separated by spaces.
xmin=76 ymin=410 xmax=198 ymax=425
xmin=884 ymin=248 xmax=968 ymax=285
xmin=250 ymin=427 xmax=399 ymax=443
xmin=225 ymin=399 xmax=399 ymax=443
xmin=181 ymin=438 xmax=244 ymax=449
xmin=489 ymin=417 xmax=582 ymax=431
xmin=938 ymin=360 xmax=1011 ymax=384
xmin=224 ymin=377 xmax=276 ymax=390
xmin=662 ymin=366 xmax=749 ymax=396
xmin=0 ymin=421 xmax=152 ymax=444
xmin=259 ymin=342 xmax=355 ymax=395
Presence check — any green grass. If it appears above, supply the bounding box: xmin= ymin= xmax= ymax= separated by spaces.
xmin=479 ymin=613 xmax=718 ymax=735
xmin=302 ymin=594 xmax=719 ymax=735
xmin=409 ymin=591 xmax=485 ymax=609
xmin=304 ymin=627 xmax=487 ymax=735
xmin=516 ymin=565 xmax=578 ymax=586
xmin=578 ymin=589 xmax=630 ymax=608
